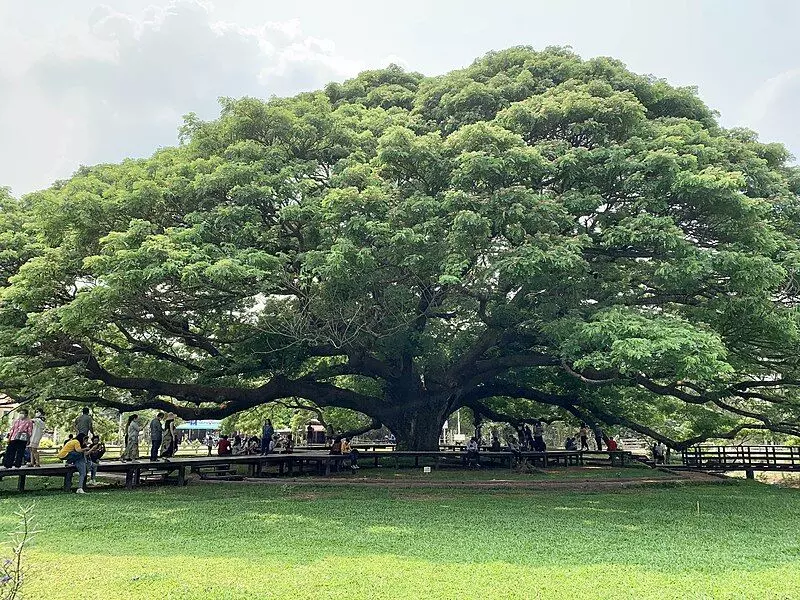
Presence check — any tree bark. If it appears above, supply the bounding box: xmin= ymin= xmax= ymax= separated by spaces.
xmin=377 ymin=394 xmax=450 ymax=450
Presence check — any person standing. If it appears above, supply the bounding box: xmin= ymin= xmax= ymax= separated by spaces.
xmin=58 ymin=433 xmax=90 ymax=493
xmin=121 ymin=415 xmax=141 ymax=461
xmin=149 ymin=412 xmax=164 ymax=461
xmin=160 ymin=413 xmax=176 ymax=458
xmin=578 ymin=423 xmax=590 ymax=451
xmin=74 ymin=407 xmax=93 ymax=437
xmin=261 ymin=419 xmax=274 ymax=455
xmin=657 ymin=441 xmax=668 ymax=464
xmin=87 ymin=435 xmax=106 ymax=485
xmin=523 ymin=425 xmax=534 ymax=450
xmin=28 ymin=409 xmax=47 ymax=467
xmin=533 ymin=420 xmax=546 ymax=452
xmin=3 ymin=409 xmax=33 ymax=469
xmin=593 ymin=423 xmax=604 ymax=451
xmin=306 ymin=423 xmax=314 ymax=445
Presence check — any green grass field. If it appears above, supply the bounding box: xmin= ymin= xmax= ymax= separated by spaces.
xmin=2 ymin=477 xmax=800 ymax=599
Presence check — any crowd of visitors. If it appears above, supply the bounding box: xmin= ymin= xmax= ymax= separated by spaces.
xmin=0 ymin=404 xmax=659 ymax=495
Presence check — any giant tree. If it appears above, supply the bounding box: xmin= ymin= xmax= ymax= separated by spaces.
xmin=1 ymin=48 xmax=800 ymax=449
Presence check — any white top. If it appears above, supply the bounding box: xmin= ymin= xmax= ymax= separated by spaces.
xmin=30 ymin=417 xmax=45 ymax=448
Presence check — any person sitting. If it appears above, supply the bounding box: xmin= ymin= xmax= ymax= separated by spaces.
xmin=57 ymin=433 xmax=90 ymax=494
xmin=217 ymin=435 xmax=232 ymax=456
xmin=606 ymin=437 xmax=619 ymax=451
xmin=490 ymin=434 xmax=501 ymax=452
xmin=86 ymin=435 xmax=106 ymax=485
xmin=282 ymin=435 xmax=294 ymax=454
xmin=231 ymin=435 xmax=246 ymax=455
xmin=465 ymin=436 xmax=481 ymax=468
xmin=329 ymin=436 xmax=342 ymax=455
xmin=564 ymin=436 xmax=578 ymax=451
xmin=246 ymin=436 xmax=260 ymax=454
xmin=341 ymin=437 xmax=359 ymax=470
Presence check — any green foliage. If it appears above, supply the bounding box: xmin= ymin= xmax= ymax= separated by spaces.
xmin=1 ymin=47 xmax=799 ymax=447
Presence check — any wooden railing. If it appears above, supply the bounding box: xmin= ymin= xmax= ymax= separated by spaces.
xmin=682 ymin=445 xmax=800 ymax=471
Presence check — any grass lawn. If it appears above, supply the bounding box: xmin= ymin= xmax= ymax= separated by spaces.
xmin=3 ymin=480 xmax=800 ymax=599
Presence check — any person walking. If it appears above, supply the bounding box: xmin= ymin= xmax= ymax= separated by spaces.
xmin=74 ymin=407 xmax=93 ymax=437
xmin=121 ymin=415 xmax=141 ymax=461
xmin=149 ymin=412 xmax=164 ymax=461
xmin=28 ymin=409 xmax=47 ymax=467
xmin=3 ymin=409 xmax=33 ymax=469
xmin=160 ymin=413 xmax=176 ymax=458
xmin=58 ymin=432 xmax=90 ymax=493
xmin=261 ymin=419 xmax=274 ymax=455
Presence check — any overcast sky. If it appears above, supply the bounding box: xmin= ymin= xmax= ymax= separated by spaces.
xmin=1 ymin=0 xmax=799 ymax=196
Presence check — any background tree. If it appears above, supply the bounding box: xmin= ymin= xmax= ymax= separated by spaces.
xmin=1 ymin=47 xmax=799 ymax=449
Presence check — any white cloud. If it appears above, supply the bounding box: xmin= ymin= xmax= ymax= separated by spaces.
xmin=0 ymin=1 xmax=367 ymax=196
xmin=739 ymin=68 xmax=800 ymax=159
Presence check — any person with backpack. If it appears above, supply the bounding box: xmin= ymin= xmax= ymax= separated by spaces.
xmin=3 ymin=409 xmax=33 ymax=469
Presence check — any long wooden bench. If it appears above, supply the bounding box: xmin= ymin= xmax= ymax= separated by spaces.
xmin=0 ymin=452 xmax=355 ymax=492
xmin=580 ymin=450 xmax=633 ymax=467
xmin=351 ymin=450 xmax=583 ymax=470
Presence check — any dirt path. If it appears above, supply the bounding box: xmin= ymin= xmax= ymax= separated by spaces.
xmin=193 ymin=469 xmax=726 ymax=492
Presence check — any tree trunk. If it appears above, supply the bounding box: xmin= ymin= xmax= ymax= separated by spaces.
xmin=379 ymin=395 xmax=450 ymax=451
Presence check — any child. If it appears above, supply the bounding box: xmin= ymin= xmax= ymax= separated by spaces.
xmin=87 ymin=435 xmax=106 ymax=484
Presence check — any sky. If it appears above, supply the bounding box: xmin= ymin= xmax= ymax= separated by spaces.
xmin=1 ymin=0 xmax=799 ymax=196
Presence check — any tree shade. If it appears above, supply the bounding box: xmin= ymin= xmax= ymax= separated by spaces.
xmin=1 ymin=46 xmax=799 ymax=449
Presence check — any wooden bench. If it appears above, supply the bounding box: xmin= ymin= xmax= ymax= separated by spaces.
xmin=580 ymin=450 xmax=632 ymax=467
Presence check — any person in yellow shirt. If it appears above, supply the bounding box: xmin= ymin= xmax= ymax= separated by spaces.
xmin=58 ymin=433 xmax=89 ymax=494
xmin=341 ymin=437 xmax=359 ymax=471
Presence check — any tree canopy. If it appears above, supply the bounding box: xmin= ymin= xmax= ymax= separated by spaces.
xmin=2 ymin=46 xmax=800 ymax=449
